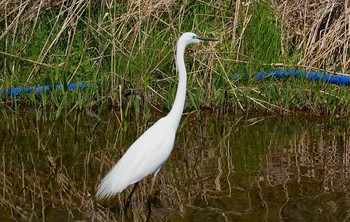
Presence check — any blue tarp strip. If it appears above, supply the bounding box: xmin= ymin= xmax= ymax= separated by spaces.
xmin=0 ymin=82 xmax=87 ymax=96
xmin=230 ymin=69 xmax=350 ymax=86
xmin=1 ymin=69 xmax=349 ymax=97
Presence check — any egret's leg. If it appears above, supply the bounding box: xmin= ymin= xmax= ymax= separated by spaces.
xmin=146 ymin=168 xmax=162 ymax=221
xmin=146 ymin=175 xmax=158 ymax=221
xmin=124 ymin=182 xmax=139 ymax=212
xmin=146 ymin=204 xmax=152 ymax=222
xmin=146 ymin=197 xmax=153 ymax=222
xmin=149 ymin=167 xmax=161 ymax=196
xmin=149 ymin=175 xmax=157 ymax=195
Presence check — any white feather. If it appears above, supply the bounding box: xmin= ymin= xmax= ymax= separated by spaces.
xmin=95 ymin=32 xmax=217 ymax=200
xmin=96 ymin=117 xmax=176 ymax=199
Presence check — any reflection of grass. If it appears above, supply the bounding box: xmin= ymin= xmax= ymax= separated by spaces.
xmin=1 ymin=112 xmax=349 ymax=220
xmin=1 ymin=1 xmax=349 ymax=117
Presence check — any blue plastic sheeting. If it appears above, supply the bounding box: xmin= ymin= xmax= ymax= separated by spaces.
xmin=0 ymin=82 xmax=87 ymax=97
xmin=230 ymin=70 xmax=350 ymax=86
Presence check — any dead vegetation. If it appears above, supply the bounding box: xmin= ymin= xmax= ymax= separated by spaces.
xmin=274 ymin=0 xmax=350 ymax=73
xmin=2 ymin=0 xmax=350 ymax=72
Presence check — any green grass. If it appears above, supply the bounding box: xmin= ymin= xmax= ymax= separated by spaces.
xmin=0 ymin=0 xmax=350 ymax=119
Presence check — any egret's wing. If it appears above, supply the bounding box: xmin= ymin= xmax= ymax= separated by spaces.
xmin=96 ymin=117 xmax=176 ymax=199
xmin=113 ymin=119 xmax=175 ymax=185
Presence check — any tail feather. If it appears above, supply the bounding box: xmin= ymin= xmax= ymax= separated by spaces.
xmin=95 ymin=164 xmax=127 ymax=200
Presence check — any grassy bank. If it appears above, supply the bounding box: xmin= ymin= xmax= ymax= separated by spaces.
xmin=0 ymin=0 xmax=350 ymax=118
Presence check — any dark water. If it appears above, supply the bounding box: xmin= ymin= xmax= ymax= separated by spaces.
xmin=0 ymin=111 xmax=349 ymax=221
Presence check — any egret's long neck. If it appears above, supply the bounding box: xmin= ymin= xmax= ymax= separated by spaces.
xmin=168 ymin=41 xmax=187 ymax=127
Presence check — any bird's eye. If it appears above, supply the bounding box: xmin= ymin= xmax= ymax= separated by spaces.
xmin=192 ymin=36 xmax=197 ymax=39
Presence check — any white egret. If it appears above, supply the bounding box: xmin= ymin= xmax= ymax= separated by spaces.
xmin=96 ymin=32 xmax=217 ymax=202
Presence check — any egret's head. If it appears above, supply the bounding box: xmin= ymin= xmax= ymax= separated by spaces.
xmin=179 ymin=32 xmax=218 ymax=46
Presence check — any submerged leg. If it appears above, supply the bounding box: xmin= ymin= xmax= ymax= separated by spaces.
xmin=146 ymin=175 xmax=158 ymax=221
xmin=124 ymin=182 xmax=139 ymax=212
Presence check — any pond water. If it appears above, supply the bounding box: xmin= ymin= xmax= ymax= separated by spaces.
xmin=0 ymin=111 xmax=349 ymax=221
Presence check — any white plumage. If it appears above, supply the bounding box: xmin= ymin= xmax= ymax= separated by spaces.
xmin=96 ymin=118 xmax=176 ymax=199
xmin=96 ymin=32 xmax=217 ymax=200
